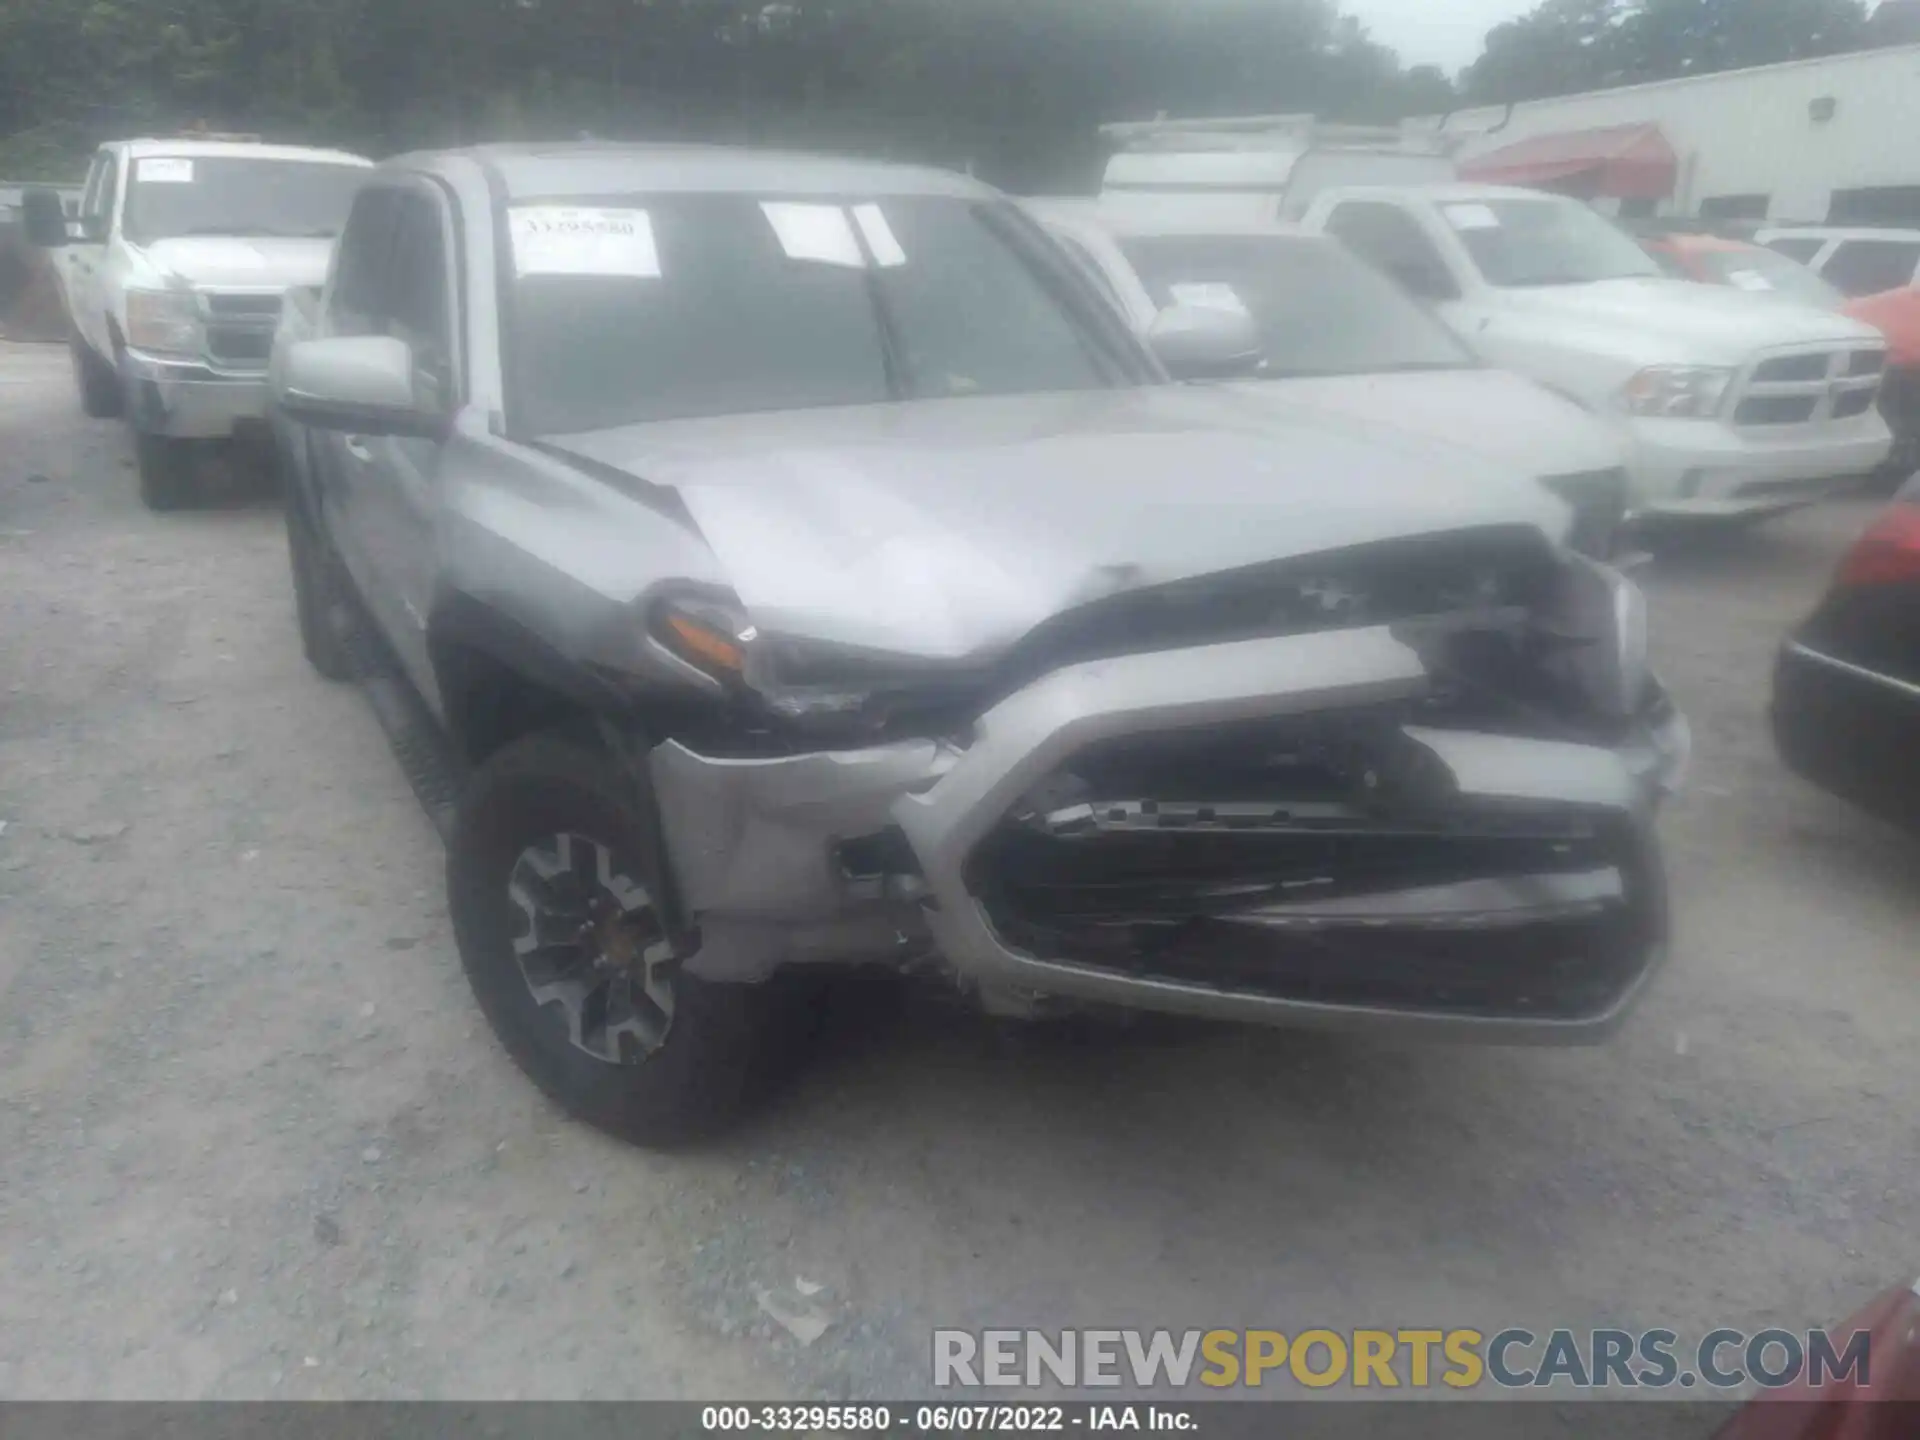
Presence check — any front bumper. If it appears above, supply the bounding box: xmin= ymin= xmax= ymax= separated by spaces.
xmin=1626 ymin=411 xmax=1892 ymax=518
xmin=651 ymin=626 xmax=1687 ymax=1042
xmin=121 ymin=347 xmax=269 ymax=440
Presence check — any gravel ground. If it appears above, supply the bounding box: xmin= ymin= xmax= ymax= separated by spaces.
xmin=3 ymin=338 xmax=1918 ymax=1402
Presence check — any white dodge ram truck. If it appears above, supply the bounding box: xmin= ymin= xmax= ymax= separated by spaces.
xmin=1302 ymin=184 xmax=1894 ymax=521
xmin=22 ymin=136 xmax=371 ymax=508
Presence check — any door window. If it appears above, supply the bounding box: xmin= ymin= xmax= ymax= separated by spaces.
xmin=81 ymin=152 xmax=118 ymax=239
xmin=328 ymin=187 xmax=400 ymax=334
xmin=1820 ymin=239 xmax=1920 ymax=298
xmin=1763 ymin=236 xmax=1825 ymax=264
xmin=382 ymin=193 xmax=456 ymax=409
xmin=322 ymin=185 xmax=457 ymax=412
xmin=1323 ymin=201 xmax=1459 ymax=300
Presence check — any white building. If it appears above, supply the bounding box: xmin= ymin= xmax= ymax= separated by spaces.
xmin=1409 ymin=41 xmax=1920 ymax=226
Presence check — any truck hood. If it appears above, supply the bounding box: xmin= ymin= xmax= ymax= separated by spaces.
xmin=1210 ymin=368 xmax=1626 ymax=480
xmin=1501 ymin=275 xmax=1883 ymax=363
xmin=136 ymin=236 xmax=336 ymax=291
xmin=549 ymin=387 xmax=1569 ymax=660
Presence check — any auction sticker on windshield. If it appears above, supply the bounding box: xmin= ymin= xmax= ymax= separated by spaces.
xmin=136 ymin=158 xmax=195 ymax=184
xmin=1442 ymin=203 xmax=1501 ymax=231
xmin=509 ymin=206 xmax=661 ymax=279
xmin=1726 ymin=269 xmax=1775 ymax=291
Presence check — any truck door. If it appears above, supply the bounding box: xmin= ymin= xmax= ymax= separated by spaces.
xmin=305 ymin=184 xmax=400 ymax=632
xmin=342 ymin=182 xmax=457 ymax=709
xmin=65 ymin=150 xmax=115 ymax=356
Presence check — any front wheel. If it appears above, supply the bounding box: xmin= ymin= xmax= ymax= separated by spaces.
xmin=133 ymin=431 xmax=197 ymax=510
xmin=286 ymin=502 xmax=356 ymax=681
xmin=71 ymin=331 xmax=122 ymax=418
xmin=447 ymin=732 xmax=778 ymax=1147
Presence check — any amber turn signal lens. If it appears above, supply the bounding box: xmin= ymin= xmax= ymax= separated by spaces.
xmin=665 ymin=612 xmax=746 ymax=673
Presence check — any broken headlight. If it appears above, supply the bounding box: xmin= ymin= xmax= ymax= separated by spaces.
xmin=1541 ymin=554 xmax=1651 ymax=722
xmin=125 ymin=286 xmax=202 ymax=357
xmin=650 ymin=591 xmax=959 ymax=738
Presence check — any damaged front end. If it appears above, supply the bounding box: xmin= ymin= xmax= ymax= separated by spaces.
xmin=646 ymin=527 xmax=1687 ymax=1041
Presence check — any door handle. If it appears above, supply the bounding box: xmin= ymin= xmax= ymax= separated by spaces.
xmin=343 ymin=436 xmax=374 ymax=464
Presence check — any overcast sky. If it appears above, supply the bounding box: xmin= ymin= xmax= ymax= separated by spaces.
xmin=1348 ymin=0 xmax=1538 ymax=74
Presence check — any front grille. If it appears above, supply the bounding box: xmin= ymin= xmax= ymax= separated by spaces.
xmin=206 ymin=327 xmax=274 ymax=365
xmin=965 ymin=714 xmax=1659 ymax=1022
xmin=195 ymin=289 xmax=283 ymax=372
xmin=1736 ymin=394 xmax=1820 ymax=426
xmin=203 ymin=292 xmax=284 ymax=319
xmin=1753 ymin=354 xmax=1828 ymax=383
xmin=1734 ymin=347 xmax=1885 ymax=428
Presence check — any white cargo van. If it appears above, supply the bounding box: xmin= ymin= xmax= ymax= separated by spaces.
xmin=1099 ymin=115 xmax=1458 ymax=226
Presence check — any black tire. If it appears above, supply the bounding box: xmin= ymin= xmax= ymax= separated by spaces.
xmin=448 ymin=732 xmax=777 ymax=1147
xmin=134 ymin=431 xmax=197 ymax=510
xmin=286 ymin=502 xmax=356 ymax=682
xmin=71 ymin=331 xmax=122 ymax=418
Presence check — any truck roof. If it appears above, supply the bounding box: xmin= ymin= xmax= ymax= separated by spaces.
xmin=1754 ymin=224 xmax=1920 ymax=245
xmin=400 ymin=142 xmax=988 ymax=202
xmin=1023 ymin=197 xmax=1318 ymax=241
xmin=121 ymin=138 xmax=373 ymax=167
xmin=1312 ymin=182 xmax=1557 ymax=206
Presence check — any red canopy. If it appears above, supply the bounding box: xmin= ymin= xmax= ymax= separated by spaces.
xmin=1459 ymin=122 xmax=1678 ymax=200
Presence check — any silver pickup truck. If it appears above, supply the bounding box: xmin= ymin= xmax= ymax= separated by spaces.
xmin=270 ymin=142 xmax=1688 ymax=1146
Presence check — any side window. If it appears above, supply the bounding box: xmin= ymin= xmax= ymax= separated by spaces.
xmin=383 ymin=192 xmax=455 ymax=409
xmin=1820 ymin=239 xmax=1920 ymax=298
xmin=1324 ymin=202 xmax=1458 ymax=301
xmin=1700 ymin=193 xmax=1770 ymax=222
xmin=1764 ymin=237 xmax=1825 ymax=264
xmin=77 ymin=153 xmax=105 ymax=218
xmin=329 ymin=187 xmax=400 ymax=334
xmin=81 ymin=151 xmax=118 ymax=237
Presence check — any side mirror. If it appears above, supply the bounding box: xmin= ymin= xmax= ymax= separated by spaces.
xmin=1146 ymin=301 xmax=1263 ymax=381
xmin=21 ymin=188 xmax=70 ymax=248
xmin=277 ymin=336 xmax=447 ymax=439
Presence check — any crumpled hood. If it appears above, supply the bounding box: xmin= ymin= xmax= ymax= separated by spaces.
xmin=136 ymin=236 xmax=335 ymax=292
xmin=549 ymin=387 xmax=1569 ymax=660
xmin=1505 ymin=275 xmax=1884 ymax=363
xmin=1211 ymin=368 xmax=1626 ymax=480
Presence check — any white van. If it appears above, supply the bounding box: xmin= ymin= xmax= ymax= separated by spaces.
xmin=1099 ymin=115 xmax=1458 ymax=226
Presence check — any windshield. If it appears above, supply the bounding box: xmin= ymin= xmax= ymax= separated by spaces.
xmin=1118 ymin=231 xmax=1473 ymax=379
xmin=509 ymin=194 xmax=1116 ymax=435
xmin=122 ymin=156 xmax=368 ymax=243
xmin=1692 ymin=246 xmax=1844 ymax=308
xmin=1441 ymin=196 xmax=1662 ymax=287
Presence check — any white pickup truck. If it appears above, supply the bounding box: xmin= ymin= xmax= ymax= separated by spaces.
xmin=22 ymin=136 xmax=371 ymax=508
xmin=1301 ymin=184 xmax=1895 ymax=521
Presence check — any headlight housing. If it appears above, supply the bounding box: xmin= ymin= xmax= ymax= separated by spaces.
xmin=124 ymin=287 xmax=201 ymax=357
xmin=1541 ymin=554 xmax=1650 ymax=723
xmin=649 ymin=591 xmax=964 ymax=739
xmin=1620 ymin=365 xmax=1734 ymax=419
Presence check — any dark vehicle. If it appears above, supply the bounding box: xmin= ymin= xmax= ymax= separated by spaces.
xmin=1773 ymin=475 xmax=1920 ymax=829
